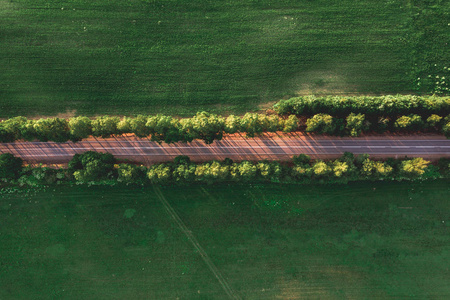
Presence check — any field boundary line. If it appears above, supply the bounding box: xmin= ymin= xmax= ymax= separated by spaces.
xmin=153 ymin=185 xmax=241 ymax=300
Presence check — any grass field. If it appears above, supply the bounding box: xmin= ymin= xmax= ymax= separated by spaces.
xmin=1 ymin=180 xmax=449 ymax=299
xmin=2 ymin=0 xmax=442 ymax=117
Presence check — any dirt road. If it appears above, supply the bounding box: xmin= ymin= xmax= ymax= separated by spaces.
xmin=1 ymin=133 xmax=449 ymax=165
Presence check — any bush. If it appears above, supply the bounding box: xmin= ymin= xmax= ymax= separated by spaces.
xmin=92 ymin=116 xmax=120 ymax=138
xmin=305 ymin=114 xmax=336 ymax=134
xmin=117 ymin=164 xmax=146 ymax=184
xmin=346 ymin=113 xmax=369 ymax=137
xmin=400 ymin=157 xmax=430 ymax=178
xmin=0 ymin=153 xmax=23 ymax=180
xmin=180 ymin=112 xmax=225 ymax=144
xmin=394 ymin=114 xmax=424 ymax=131
xmin=68 ymin=151 xmax=116 ymax=182
xmin=69 ymin=116 xmax=92 ymax=141
xmin=273 ymin=95 xmax=450 ymax=117
xmin=33 ymin=118 xmax=70 ymax=142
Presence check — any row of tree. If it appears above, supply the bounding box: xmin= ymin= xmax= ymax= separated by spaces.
xmin=0 ymin=111 xmax=448 ymax=144
xmin=273 ymin=95 xmax=450 ymax=117
xmin=1 ymin=152 xmax=448 ymax=186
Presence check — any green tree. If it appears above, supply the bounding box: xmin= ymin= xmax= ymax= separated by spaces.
xmin=426 ymin=114 xmax=442 ymax=128
xmin=147 ymin=115 xmax=187 ymax=143
xmin=69 ymin=116 xmax=92 ymax=141
xmin=361 ymin=158 xmax=393 ymax=179
xmin=117 ymin=117 xmax=132 ymax=134
xmin=33 ymin=118 xmax=70 ymax=142
xmin=130 ymin=115 xmax=151 ymax=138
xmin=283 ymin=115 xmax=299 ymax=132
xmin=68 ymin=151 xmax=116 ymax=182
xmin=224 ymin=115 xmax=241 ymax=134
xmin=292 ymin=154 xmax=311 ymax=165
xmin=92 ymin=116 xmax=120 ymax=138
xmin=0 ymin=116 xmax=28 ymax=140
xmin=394 ymin=114 xmax=424 ymax=131
xmin=346 ymin=113 xmax=369 ymax=137
xmin=147 ymin=164 xmax=172 ymax=183
xmin=117 ymin=164 xmax=146 ymax=183
xmin=240 ymin=113 xmax=265 ymax=137
xmin=312 ymin=161 xmax=331 ymax=177
xmin=401 ymin=157 xmax=430 ymax=178
xmin=305 ymin=114 xmax=336 ymax=134
xmin=180 ymin=112 xmax=225 ymax=144
xmin=332 ymin=160 xmax=349 ymax=177
xmin=0 ymin=153 xmax=23 ymax=179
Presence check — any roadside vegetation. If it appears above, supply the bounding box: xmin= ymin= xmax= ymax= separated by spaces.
xmin=1 ymin=96 xmax=449 ymax=143
xmin=1 ymin=152 xmax=448 ymax=187
xmin=0 ymin=1 xmax=448 ymax=117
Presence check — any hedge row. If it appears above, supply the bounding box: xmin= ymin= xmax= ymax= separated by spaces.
xmin=273 ymin=95 xmax=450 ymax=117
xmin=0 ymin=111 xmax=449 ymax=144
xmin=1 ymin=152 xmax=448 ymax=187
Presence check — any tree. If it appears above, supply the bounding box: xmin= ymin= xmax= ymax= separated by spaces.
xmin=147 ymin=164 xmax=172 ymax=183
xmin=346 ymin=113 xmax=369 ymax=137
xmin=426 ymin=114 xmax=442 ymax=128
xmin=68 ymin=151 xmax=116 ymax=182
xmin=0 ymin=153 xmax=23 ymax=179
xmin=361 ymin=158 xmax=393 ymax=179
xmin=69 ymin=116 xmax=92 ymax=141
xmin=312 ymin=161 xmax=331 ymax=177
xmin=91 ymin=116 xmax=120 ymax=138
xmin=283 ymin=115 xmax=299 ymax=132
xmin=332 ymin=160 xmax=348 ymax=177
xmin=305 ymin=114 xmax=336 ymax=134
xmin=117 ymin=164 xmax=146 ymax=183
xmin=401 ymin=157 xmax=430 ymax=178
xmin=180 ymin=112 xmax=225 ymax=144
xmin=0 ymin=116 xmax=28 ymax=140
xmin=292 ymin=154 xmax=311 ymax=165
xmin=240 ymin=113 xmax=264 ymax=137
xmin=377 ymin=117 xmax=390 ymax=133
xmin=117 ymin=117 xmax=132 ymax=134
xmin=0 ymin=124 xmax=15 ymax=143
xmin=224 ymin=115 xmax=241 ymax=134
xmin=173 ymin=163 xmax=196 ymax=182
xmin=130 ymin=115 xmax=151 ymax=137
xmin=33 ymin=118 xmax=70 ymax=142
xmin=147 ymin=115 xmax=187 ymax=143
xmin=394 ymin=114 xmax=424 ymax=131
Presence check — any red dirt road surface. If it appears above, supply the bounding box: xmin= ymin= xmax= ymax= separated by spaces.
xmin=0 ymin=133 xmax=449 ymax=165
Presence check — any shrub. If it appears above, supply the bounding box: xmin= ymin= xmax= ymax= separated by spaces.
xmin=305 ymin=114 xmax=336 ymax=134
xmin=273 ymin=95 xmax=450 ymax=117
xmin=117 ymin=164 xmax=146 ymax=184
xmin=33 ymin=118 xmax=70 ymax=142
xmin=346 ymin=113 xmax=369 ymax=137
xmin=68 ymin=151 xmax=116 ymax=182
xmin=400 ymin=157 xmax=430 ymax=178
xmin=426 ymin=114 xmax=443 ymax=128
xmin=0 ymin=153 xmax=23 ymax=180
xmin=283 ymin=115 xmax=299 ymax=132
xmin=394 ymin=114 xmax=424 ymax=131
xmin=180 ymin=112 xmax=225 ymax=144
xmin=92 ymin=116 xmax=120 ymax=138
xmin=224 ymin=115 xmax=241 ymax=134
xmin=69 ymin=116 xmax=92 ymax=141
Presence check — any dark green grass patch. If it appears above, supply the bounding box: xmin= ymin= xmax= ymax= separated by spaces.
xmin=0 ymin=0 xmax=424 ymax=117
xmin=0 ymin=180 xmax=449 ymax=298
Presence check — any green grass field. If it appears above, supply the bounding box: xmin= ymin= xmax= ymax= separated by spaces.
xmin=2 ymin=0 xmax=441 ymax=117
xmin=1 ymin=180 xmax=449 ymax=299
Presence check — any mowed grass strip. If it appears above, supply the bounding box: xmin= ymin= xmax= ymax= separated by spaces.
xmin=1 ymin=0 xmax=415 ymax=117
xmin=0 ymin=180 xmax=449 ymax=298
